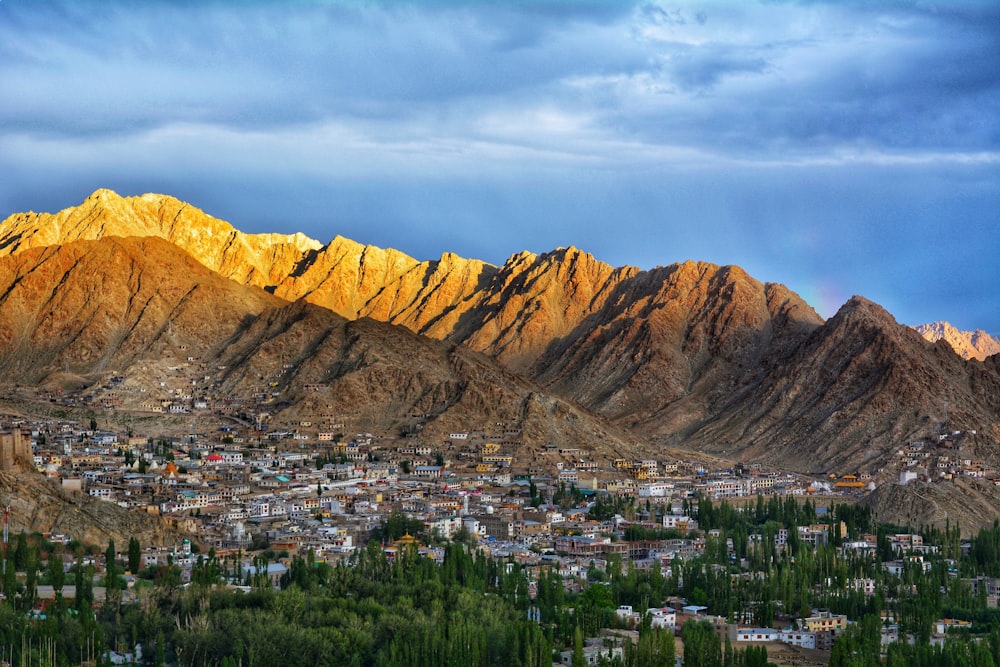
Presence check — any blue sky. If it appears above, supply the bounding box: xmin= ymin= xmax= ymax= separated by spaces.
xmin=1 ymin=1 xmax=997 ymax=334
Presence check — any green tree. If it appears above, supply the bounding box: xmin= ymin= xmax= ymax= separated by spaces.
xmin=13 ymin=531 xmax=28 ymax=571
xmin=2 ymin=554 xmax=15 ymax=596
xmin=682 ymin=620 xmax=722 ymax=667
xmin=47 ymin=551 xmax=65 ymax=595
xmin=573 ymin=625 xmax=586 ymax=667
xmin=127 ymin=536 xmax=141 ymax=574
xmin=156 ymin=630 xmax=166 ymax=667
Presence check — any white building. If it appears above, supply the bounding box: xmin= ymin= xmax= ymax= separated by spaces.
xmin=736 ymin=628 xmax=779 ymax=643
xmin=779 ymin=630 xmax=816 ymax=649
xmin=645 ymin=607 xmax=676 ymax=629
xmin=637 ymin=482 xmax=673 ymax=498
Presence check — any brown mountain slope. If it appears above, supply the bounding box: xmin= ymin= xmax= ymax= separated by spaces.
xmin=207 ymin=299 xmax=647 ymax=459
xmin=0 ymin=233 xmax=645 ymax=461
xmin=281 ymin=244 xmax=646 ymax=373
xmin=682 ymin=296 xmax=1000 ymax=472
xmin=863 ymin=477 xmax=1000 ymax=535
xmin=271 ymin=237 xmax=499 ymax=331
xmin=530 ymin=260 xmax=824 ymax=430
xmin=914 ymin=321 xmax=1000 ymax=361
xmin=0 ymin=236 xmax=285 ymax=381
xmin=2 ymin=191 xmax=998 ymax=482
xmin=447 ymin=247 xmax=640 ymax=371
xmin=0 ymin=191 xmax=823 ymax=386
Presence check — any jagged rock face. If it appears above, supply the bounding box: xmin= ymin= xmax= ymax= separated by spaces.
xmin=0 ymin=431 xmax=32 ymax=473
xmin=914 ymin=321 xmax=1000 ymax=361
xmin=531 ymin=261 xmax=824 ymax=430
xmin=0 ymin=236 xmax=284 ymax=381
xmin=450 ymin=247 xmax=641 ymax=371
xmin=361 ymin=251 xmax=497 ymax=338
xmin=272 ymin=236 xmax=424 ymax=319
xmin=0 ymin=189 xmax=321 ymax=289
xmin=1 ymin=190 xmax=998 ymax=479
xmin=272 ymin=238 xmax=500 ymax=335
xmin=684 ymin=297 xmax=1000 ymax=472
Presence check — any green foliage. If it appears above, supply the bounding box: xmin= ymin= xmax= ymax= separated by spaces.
xmin=625 ymin=620 xmax=675 ymax=667
xmin=588 ymin=494 xmax=618 ymax=521
xmin=966 ymin=520 xmax=1000 ymax=577
xmin=682 ymin=619 xmax=722 ymax=667
xmin=164 ymin=542 xmax=549 ymax=667
xmin=46 ymin=551 xmax=65 ymax=593
xmin=623 ymin=525 xmax=684 ymax=542
xmin=572 ymin=625 xmax=586 ymax=667
xmin=553 ymin=482 xmax=585 ymax=510
xmin=372 ymin=511 xmax=426 ymax=542
xmin=10 ymin=495 xmax=1000 ymax=667
xmin=127 ymin=536 xmax=141 ymax=574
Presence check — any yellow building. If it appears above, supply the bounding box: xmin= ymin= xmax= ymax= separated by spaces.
xmin=803 ymin=611 xmax=847 ymax=633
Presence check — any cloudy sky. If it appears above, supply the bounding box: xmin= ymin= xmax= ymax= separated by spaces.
xmin=1 ymin=1 xmax=997 ymax=334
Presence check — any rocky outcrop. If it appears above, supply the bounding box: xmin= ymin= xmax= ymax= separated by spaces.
xmin=0 ymin=470 xmax=186 ymax=548
xmin=864 ymin=477 xmax=1000 ymax=535
xmin=914 ymin=321 xmax=1000 ymax=361
xmin=0 ymin=430 xmax=32 ymax=473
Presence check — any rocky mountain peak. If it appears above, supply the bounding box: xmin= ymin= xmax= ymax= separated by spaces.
xmin=0 ymin=189 xmax=323 ymax=290
xmin=914 ymin=321 xmax=1000 ymax=361
xmin=1 ymin=190 xmax=997 ymax=518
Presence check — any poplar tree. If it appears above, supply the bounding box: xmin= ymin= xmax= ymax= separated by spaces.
xmin=128 ymin=536 xmax=141 ymax=574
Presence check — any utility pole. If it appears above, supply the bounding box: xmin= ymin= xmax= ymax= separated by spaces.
xmin=2 ymin=505 xmax=9 ymax=580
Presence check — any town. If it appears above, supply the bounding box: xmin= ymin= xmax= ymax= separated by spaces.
xmin=0 ymin=370 xmax=996 ymax=667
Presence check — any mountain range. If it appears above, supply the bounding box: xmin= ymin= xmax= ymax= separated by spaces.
xmin=1 ymin=189 xmax=998 ymax=529
xmin=914 ymin=321 xmax=1000 ymax=362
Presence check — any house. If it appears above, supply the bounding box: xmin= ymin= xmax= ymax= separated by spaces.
xmin=616 ymin=605 xmax=641 ymax=625
xmin=736 ymin=628 xmax=779 ymax=643
xmin=779 ymin=630 xmax=816 ymax=649
xmin=242 ymin=562 xmax=288 ymax=588
xmin=558 ymin=639 xmax=624 ymax=666
xmin=220 ymin=451 xmax=244 ymax=465
xmin=646 ymin=607 xmax=676 ymax=629
xmin=964 ymin=577 xmax=1000 ymax=607
xmin=558 ymin=469 xmax=579 ymax=484
xmin=802 ymin=611 xmax=847 ymax=633
xmin=638 ymin=482 xmax=672 ymax=497
xmin=850 ymin=578 xmax=877 ymax=595
xmin=663 ymin=515 xmax=697 ymax=533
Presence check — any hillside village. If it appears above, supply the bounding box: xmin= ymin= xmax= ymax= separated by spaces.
xmin=0 ymin=366 xmax=995 ymax=665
